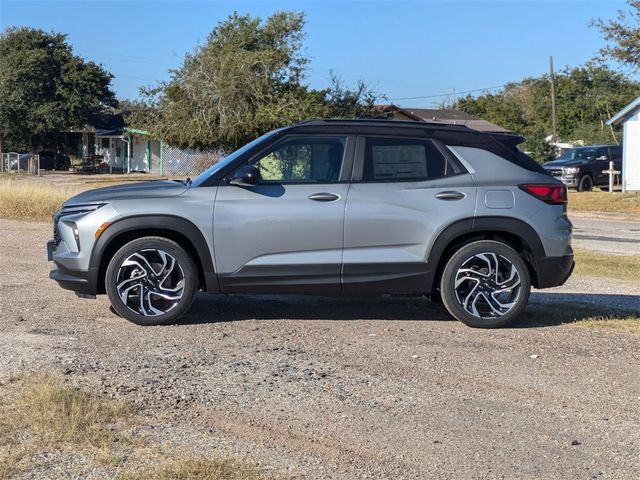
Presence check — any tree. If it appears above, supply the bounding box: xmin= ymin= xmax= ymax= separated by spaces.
xmin=0 ymin=27 xmax=117 ymax=152
xmin=454 ymin=64 xmax=639 ymax=162
xmin=591 ymin=1 xmax=640 ymax=70
xmin=130 ymin=12 xmax=384 ymax=151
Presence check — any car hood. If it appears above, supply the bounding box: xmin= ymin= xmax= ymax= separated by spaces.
xmin=64 ymin=180 xmax=188 ymax=206
xmin=543 ymin=159 xmax=587 ymax=168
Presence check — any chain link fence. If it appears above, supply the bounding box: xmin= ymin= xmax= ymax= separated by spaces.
xmin=1 ymin=153 xmax=41 ymax=174
xmin=161 ymin=147 xmax=222 ymax=176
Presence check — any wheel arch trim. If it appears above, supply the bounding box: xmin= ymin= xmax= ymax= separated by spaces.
xmin=89 ymin=215 xmax=218 ymax=294
xmin=427 ymin=216 xmax=546 ymax=290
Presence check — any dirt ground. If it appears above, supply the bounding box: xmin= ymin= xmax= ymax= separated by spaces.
xmin=0 ymin=218 xmax=639 ymax=479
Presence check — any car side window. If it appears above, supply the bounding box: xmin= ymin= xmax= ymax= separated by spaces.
xmin=595 ymin=147 xmax=609 ymax=161
xmin=250 ymin=136 xmax=346 ymax=183
xmin=363 ymin=137 xmax=451 ymax=182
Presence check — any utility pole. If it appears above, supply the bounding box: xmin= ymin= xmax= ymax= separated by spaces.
xmin=549 ymin=56 xmax=558 ymax=144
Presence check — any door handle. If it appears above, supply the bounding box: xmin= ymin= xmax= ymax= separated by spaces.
xmin=435 ymin=191 xmax=466 ymax=201
xmin=308 ymin=192 xmax=340 ymax=202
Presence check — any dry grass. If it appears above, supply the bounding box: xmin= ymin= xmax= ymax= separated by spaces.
xmin=0 ymin=177 xmax=85 ymax=222
xmin=121 ymin=456 xmax=279 ymax=480
xmin=522 ymin=305 xmax=640 ymax=334
xmin=573 ymin=248 xmax=640 ymax=281
xmin=0 ymin=374 xmax=278 ymax=480
xmin=0 ymin=374 xmax=136 ymax=478
xmin=568 ymin=190 xmax=640 ymax=214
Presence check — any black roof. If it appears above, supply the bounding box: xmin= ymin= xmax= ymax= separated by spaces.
xmin=285 ymin=118 xmax=543 ymax=174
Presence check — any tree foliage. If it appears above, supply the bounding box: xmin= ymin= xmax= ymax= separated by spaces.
xmin=454 ymin=64 xmax=639 ymax=162
xmin=591 ymin=0 xmax=640 ymax=70
xmin=0 ymin=27 xmax=117 ymax=152
xmin=130 ymin=12 xmax=385 ymax=151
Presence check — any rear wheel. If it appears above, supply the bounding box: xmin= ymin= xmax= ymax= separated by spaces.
xmin=577 ymin=175 xmax=594 ymax=192
xmin=105 ymin=237 xmax=197 ymax=325
xmin=440 ymin=240 xmax=531 ymax=328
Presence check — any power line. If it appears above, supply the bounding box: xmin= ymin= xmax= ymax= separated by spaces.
xmin=389 ymin=84 xmax=507 ymax=101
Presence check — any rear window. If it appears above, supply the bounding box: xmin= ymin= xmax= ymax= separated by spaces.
xmin=363 ymin=137 xmax=452 ymax=181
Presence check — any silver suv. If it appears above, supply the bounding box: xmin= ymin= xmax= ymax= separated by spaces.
xmin=47 ymin=120 xmax=574 ymax=328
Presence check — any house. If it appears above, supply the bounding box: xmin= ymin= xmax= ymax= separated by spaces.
xmin=71 ymin=112 xmax=164 ymax=174
xmin=380 ymin=104 xmax=511 ymax=134
xmin=608 ymin=97 xmax=640 ymax=192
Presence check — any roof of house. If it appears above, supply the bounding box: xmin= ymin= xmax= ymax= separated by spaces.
xmin=608 ymin=96 xmax=640 ymax=126
xmin=381 ymin=104 xmax=511 ymax=134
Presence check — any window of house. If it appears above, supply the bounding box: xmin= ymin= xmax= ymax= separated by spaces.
xmin=250 ymin=136 xmax=346 ymax=183
xmin=363 ymin=137 xmax=450 ymax=181
xmin=101 ymin=138 xmax=110 ymax=149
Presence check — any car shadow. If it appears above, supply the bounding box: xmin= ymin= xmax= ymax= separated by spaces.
xmin=177 ymin=291 xmax=639 ymax=329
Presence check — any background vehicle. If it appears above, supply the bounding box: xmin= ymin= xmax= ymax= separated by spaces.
xmin=543 ymin=145 xmax=622 ymax=191
xmin=38 ymin=150 xmax=71 ymax=170
xmin=47 ymin=120 xmax=574 ymax=328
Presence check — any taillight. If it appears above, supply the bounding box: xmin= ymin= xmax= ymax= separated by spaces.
xmin=518 ymin=184 xmax=567 ymax=205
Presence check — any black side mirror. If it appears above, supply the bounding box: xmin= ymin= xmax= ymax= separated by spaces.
xmin=228 ymin=165 xmax=261 ymax=187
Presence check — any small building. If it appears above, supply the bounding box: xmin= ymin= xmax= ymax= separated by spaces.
xmin=608 ymin=97 xmax=640 ymax=192
xmin=380 ymin=105 xmax=511 ymax=134
xmin=87 ymin=113 xmax=163 ymax=174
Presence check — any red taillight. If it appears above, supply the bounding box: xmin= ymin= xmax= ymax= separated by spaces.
xmin=518 ymin=184 xmax=567 ymax=205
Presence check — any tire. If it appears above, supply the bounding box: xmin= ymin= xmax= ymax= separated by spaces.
xmin=577 ymin=175 xmax=594 ymax=192
xmin=105 ymin=236 xmax=197 ymax=325
xmin=440 ymin=240 xmax=531 ymax=328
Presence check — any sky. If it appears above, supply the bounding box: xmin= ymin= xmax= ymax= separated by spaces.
xmin=0 ymin=0 xmax=629 ymax=107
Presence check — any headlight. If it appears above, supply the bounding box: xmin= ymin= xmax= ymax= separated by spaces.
xmin=563 ymin=167 xmax=580 ymax=174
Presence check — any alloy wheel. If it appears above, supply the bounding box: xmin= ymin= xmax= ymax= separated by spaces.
xmin=116 ymin=248 xmax=184 ymax=316
xmin=453 ymin=252 xmax=522 ymax=319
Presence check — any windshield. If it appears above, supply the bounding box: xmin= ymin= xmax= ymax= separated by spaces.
xmin=557 ymin=147 xmax=595 ymax=162
xmin=190 ymin=130 xmax=280 ymax=186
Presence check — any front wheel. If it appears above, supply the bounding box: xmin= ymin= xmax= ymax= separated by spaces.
xmin=105 ymin=237 xmax=197 ymax=325
xmin=440 ymin=240 xmax=531 ymax=328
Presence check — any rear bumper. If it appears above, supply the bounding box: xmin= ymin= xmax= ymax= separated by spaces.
xmin=535 ymin=254 xmax=575 ymax=288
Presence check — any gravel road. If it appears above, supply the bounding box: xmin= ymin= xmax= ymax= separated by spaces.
xmin=1 ymin=218 xmax=639 ymax=479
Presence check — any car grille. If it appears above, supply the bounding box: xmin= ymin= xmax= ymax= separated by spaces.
xmin=53 ymin=214 xmax=62 ymax=245
xmin=546 ymin=168 xmax=563 ymax=177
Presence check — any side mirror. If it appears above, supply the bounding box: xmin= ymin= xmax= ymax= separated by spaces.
xmin=228 ymin=165 xmax=261 ymax=187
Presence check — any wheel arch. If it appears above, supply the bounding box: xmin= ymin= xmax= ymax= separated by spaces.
xmin=89 ymin=215 xmax=218 ymax=295
xmin=428 ymin=216 xmax=546 ymax=293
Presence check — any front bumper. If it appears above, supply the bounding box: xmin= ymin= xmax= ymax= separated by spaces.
xmin=535 ymin=253 xmax=575 ymax=289
xmin=47 ymin=239 xmax=98 ymax=295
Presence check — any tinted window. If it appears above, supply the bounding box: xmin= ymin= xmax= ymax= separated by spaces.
xmin=558 ymin=147 xmax=595 ymax=161
xmin=252 ymin=136 xmax=346 ymax=183
xmin=364 ymin=138 xmax=449 ymax=181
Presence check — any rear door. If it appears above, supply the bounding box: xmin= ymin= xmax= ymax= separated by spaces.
xmin=594 ymin=146 xmax=611 ymax=185
xmin=342 ymin=136 xmax=476 ymax=294
xmin=213 ymin=135 xmax=353 ymax=293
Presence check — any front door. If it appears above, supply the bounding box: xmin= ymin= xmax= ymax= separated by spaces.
xmin=213 ymin=135 xmax=352 ymax=293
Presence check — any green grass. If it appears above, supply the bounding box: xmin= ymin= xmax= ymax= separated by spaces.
xmin=573 ymin=248 xmax=640 ymax=281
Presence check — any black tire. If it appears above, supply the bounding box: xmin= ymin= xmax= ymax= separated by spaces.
xmin=440 ymin=240 xmax=531 ymax=328
xmin=105 ymin=236 xmax=197 ymax=325
xmin=577 ymin=175 xmax=594 ymax=192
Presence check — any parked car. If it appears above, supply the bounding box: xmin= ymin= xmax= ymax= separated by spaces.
xmin=47 ymin=119 xmax=574 ymax=328
xmin=543 ymin=145 xmax=622 ymax=191
xmin=38 ymin=151 xmax=71 ymax=171
xmin=7 ymin=151 xmax=70 ymax=171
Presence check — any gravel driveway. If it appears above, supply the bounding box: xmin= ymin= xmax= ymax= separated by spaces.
xmin=1 ymin=219 xmax=639 ymax=479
